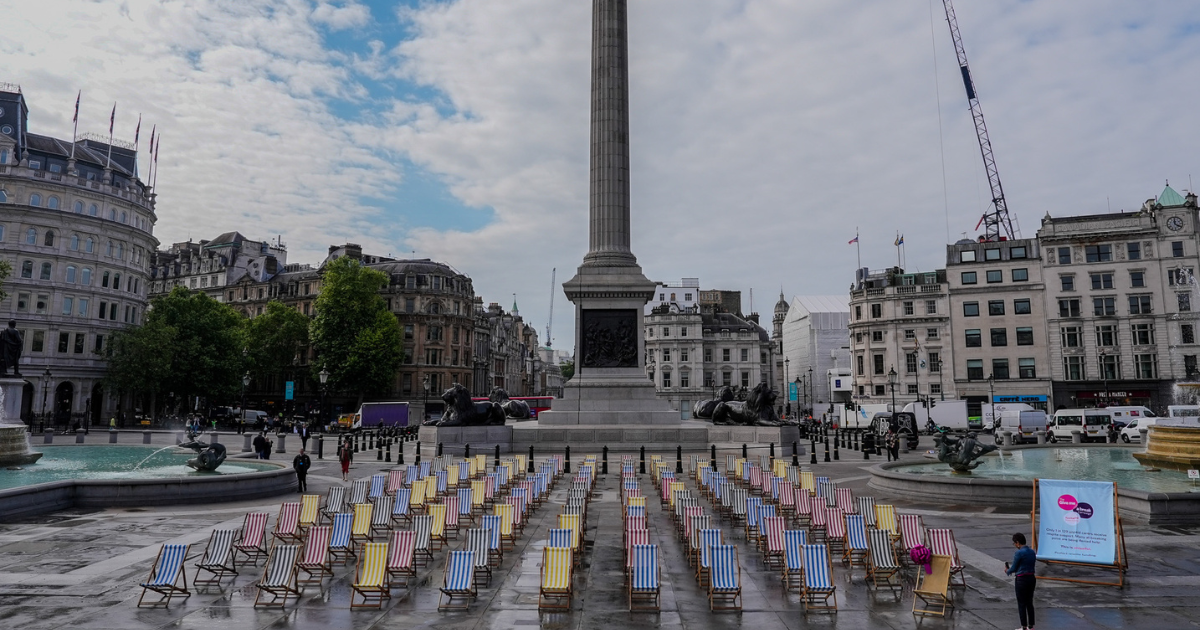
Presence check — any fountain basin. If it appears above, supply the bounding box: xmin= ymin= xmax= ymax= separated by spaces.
xmin=1132 ymin=424 xmax=1200 ymax=471
xmin=0 ymin=425 xmax=41 ymax=466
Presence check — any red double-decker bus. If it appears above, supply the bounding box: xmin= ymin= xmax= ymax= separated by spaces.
xmin=472 ymin=396 xmax=554 ymax=418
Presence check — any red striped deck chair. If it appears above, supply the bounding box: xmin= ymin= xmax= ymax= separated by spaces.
xmin=926 ymin=528 xmax=966 ymax=587
xmin=825 ymin=508 xmax=847 ymax=554
xmin=779 ymin=481 xmax=797 ymax=518
xmin=253 ymin=544 xmax=300 ymax=607
xmin=506 ymin=496 xmax=525 ymax=535
xmin=444 ymin=496 xmax=461 ymax=539
xmin=625 ymin=527 xmax=649 ymax=576
xmin=898 ymin=513 xmax=926 ymax=558
xmin=755 ymin=504 xmax=777 ymax=552
xmin=384 ymin=530 xmax=416 ymax=588
xmin=795 ymin=490 xmax=813 ymax=528
xmin=707 ymin=544 xmax=741 ymax=612
xmin=233 ymin=512 xmax=270 ymax=567
xmin=272 ymin=502 xmax=303 ymax=545
xmin=810 ymin=504 xmax=828 ymax=544
xmin=296 ymin=525 xmax=333 ymax=587
xmin=835 ymin=487 xmax=855 ymax=514
xmin=679 ymin=505 xmax=702 ymax=539
xmin=386 ymin=469 xmax=406 ymax=495
xmin=748 ymin=465 xmax=764 ymax=496
xmin=350 ymin=542 xmax=390 ymax=608
xmin=195 ymin=529 xmax=237 ymax=586
xmin=138 ymin=544 xmax=191 ymax=607
xmin=628 ymin=544 xmax=660 ymax=612
xmin=781 ymin=530 xmax=807 ymax=592
xmin=762 ymin=516 xmax=786 ymax=569
xmin=439 ymin=550 xmax=478 ymax=611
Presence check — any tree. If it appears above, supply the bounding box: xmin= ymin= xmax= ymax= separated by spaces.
xmin=245 ymin=300 xmax=310 ymax=382
xmin=309 ymin=257 xmax=403 ymax=405
xmin=560 ymin=360 xmax=574 ymax=381
xmin=145 ymin=286 xmax=247 ymax=408
xmin=105 ymin=318 xmax=176 ymax=419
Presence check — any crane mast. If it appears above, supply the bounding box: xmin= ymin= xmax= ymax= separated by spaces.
xmin=942 ymin=0 xmax=1016 ymax=242
xmin=545 ymin=268 xmax=556 ymax=348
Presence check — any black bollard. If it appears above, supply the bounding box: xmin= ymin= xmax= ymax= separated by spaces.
xmin=841 ymin=430 xmax=847 ymax=449
xmin=769 ymin=442 xmax=775 ymax=460
xmin=853 ymin=432 xmax=859 ymax=451
xmin=438 ymin=442 xmax=444 ymax=457
xmin=602 ymin=446 xmax=609 ymax=475
xmin=833 ymin=436 xmax=840 ymax=461
xmin=528 ymin=445 xmax=535 ymax=473
xmin=824 ymin=437 xmax=831 ymax=462
xmin=742 ymin=443 xmax=748 ymax=459
xmin=639 ymin=446 xmax=645 ymax=475
xmin=675 ymin=445 xmax=683 ymax=474
xmin=810 ymin=439 xmax=818 ymax=465
xmin=369 ymin=433 xmax=375 ymax=450
xmin=464 ymin=443 xmax=471 ymax=459
xmin=377 ymin=443 xmax=383 ymax=461
xmin=415 ymin=441 xmax=422 ymax=465
xmin=397 ymin=438 xmax=405 ymax=465
xmin=385 ymin=440 xmax=391 ymax=462
xmin=494 ymin=444 xmax=501 ymax=469
xmin=711 ymin=444 xmax=717 ymax=468
xmin=317 ymin=436 xmax=324 ymax=460
xmin=792 ymin=441 xmax=799 ymax=466
xmin=353 ymin=433 xmax=359 ymax=453
xmin=565 ymin=446 xmax=571 ymax=473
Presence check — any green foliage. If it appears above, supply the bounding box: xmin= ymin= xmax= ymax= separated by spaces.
xmin=245 ymin=300 xmax=310 ymax=380
xmin=309 ymin=257 xmax=403 ymax=397
xmin=142 ymin=286 xmax=247 ymax=402
xmin=104 ymin=318 xmax=176 ymax=398
xmin=0 ymin=258 xmax=11 ymax=303
xmin=559 ymin=359 xmax=574 ymax=381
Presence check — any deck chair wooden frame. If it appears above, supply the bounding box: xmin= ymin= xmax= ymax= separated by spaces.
xmin=254 ymin=544 xmax=301 ymax=607
xmin=466 ymin=529 xmax=492 ymax=588
xmin=539 ymin=546 xmax=574 ymax=611
xmin=321 ymin=486 xmax=346 ymax=524
xmin=825 ymin=508 xmax=847 ymax=554
xmin=628 ymin=544 xmax=661 ymax=612
xmin=298 ymin=494 xmax=321 ymax=533
xmin=438 ymin=550 xmax=478 ymax=611
xmin=444 ymin=496 xmax=462 ymax=539
xmin=138 ymin=544 xmax=191 ymax=607
xmin=195 ymin=530 xmax=237 ymax=586
xmin=867 ymin=528 xmax=903 ymax=595
xmin=329 ymin=512 xmax=357 ymax=566
xmin=843 ymin=514 xmax=870 ymax=572
xmin=912 ymin=554 xmax=954 ymax=617
xmin=781 ymin=530 xmax=807 ymax=593
xmin=233 ymin=512 xmax=270 ymax=568
xmin=707 ymin=544 xmax=742 ymax=612
xmin=296 ymin=525 xmax=333 ymax=587
xmin=801 ymin=544 xmax=838 ymax=614
xmin=926 ymin=528 xmax=967 ymax=587
xmin=350 ymin=542 xmax=391 ymax=608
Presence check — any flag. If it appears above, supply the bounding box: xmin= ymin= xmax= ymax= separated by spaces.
xmin=894 ymin=234 xmax=904 ymax=246
xmin=72 ymin=91 xmax=80 ymax=123
xmin=133 ymin=115 xmax=141 ymax=150
xmin=108 ymin=103 xmax=116 ymax=134
xmin=847 ymin=236 xmax=859 ymax=245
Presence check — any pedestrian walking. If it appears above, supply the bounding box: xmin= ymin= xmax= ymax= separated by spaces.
xmin=338 ymin=439 xmax=352 ymax=482
xmin=253 ymin=432 xmax=267 ymax=459
xmin=885 ymin=429 xmax=899 ymax=462
xmin=299 ymin=424 xmax=310 ymax=451
xmin=109 ymin=417 xmax=117 ymax=431
xmin=292 ymin=449 xmax=312 ymax=492
xmin=263 ymin=435 xmax=274 ymax=460
xmin=1005 ymin=532 xmax=1037 ymax=630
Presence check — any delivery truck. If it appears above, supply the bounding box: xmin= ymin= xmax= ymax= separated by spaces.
xmin=902 ymin=400 xmax=971 ymax=432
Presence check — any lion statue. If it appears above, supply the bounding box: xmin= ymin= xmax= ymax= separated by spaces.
xmin=692 ymin=386 xmax=734 ymax=419
xmin=711 ymin=382 xmax=783 ymax=426
xmin=425 ymin=383 xmax=507 ymax=427
xmin=488 ymin=387 xmax=531 ymax=420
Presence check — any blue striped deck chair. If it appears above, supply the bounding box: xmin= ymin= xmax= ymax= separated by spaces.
xmin=548 ymin=528 xmax=573 ymax=551
xmin=623 ymin=464 xmax=635 ymax=476
xmin=349 ymin=478 xmax=370 ymax=505
xmin=771 ymin=476 xmax=783 ymax=501
xmin=867 ymin=528 xmax=902 ymax=594
xmin=419 ymin=461 xmax=431 ymax=479
xmin=321 ymin=486 xmax=346 ymax=524
xmin=626 ymin=504 xmax=645 ymax=520
xmin=253 ymin=544 xmax=301 ymax=607
xmin=801 ymin=544 xmax=837 ymax=613
xmin=457 ymin=488 xmax=475 ymax=526
xmin=436 ymin=470 xmax=449 ymax=495
xmin=629 ymin=544 xmax=660 ymax=611
xmin=391 ymin=489 xmax=412 ymax=526
xmin=687 ymin=515 xmax=711 ymax=566
xmin=755 ymin=504 xmax=777 ymax=551
xmin=351 ymin=542 xmax=391 ymax=608
xmin=459 ymin=462 xmax=472 ymax=484
xmin=412 ymin=514 xmax=434 ymax=566
xmin=438 ymin=550 xmax=478 ymax=611
xmin=138 ymin=543 xmax=191 ymax=607
xmin=744 ymin=496 xmax=763 ymax=539
xmin=782 ymin=529 xmax=808 ymax=592
xmin=707 ymin=544 xmax=741 ymax=612
xmin=699 ymin=535 xmax=723 ymax=582
xmin=844 ymin=514 xmax=870 ymax=571
xmin=195 ymin=529 xmax=237 ymax=586
xmin=368 ymin=473 xmax=387 ymax=502
xmin=329 ymin=512 xmax=356 ymax=566
xmin=405 ymin=465 xmax=420 ymax=485
xmin=481 ymin=514 xmax=503 ymax=567
xmin=466 ymin=529 xmax=492 ymax=588
xmin=539 ymin=546 xmax=574 ymax=611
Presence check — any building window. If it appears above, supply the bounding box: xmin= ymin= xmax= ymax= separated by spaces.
xmin=73 ymin=333 xmax=84 ymax=354
xmin=1187 ymin=356 xmax=1199 ymax=379
xmin=1058 ymin=247 xmax=1072 ymax=264
xmin=663 ymin=349 xmax=671 ymax=362
xmin=988 ymin=300 xmax=1005 ymax=316
xmin=662 ymin=371 xmax=671 ymax=388
xmin=993 ymin=359 xmax=1010 ymax=379
xmin=25 ymin=228 xmax=37 ymax=244
xmin=1184 ymin=325 xmax=1196 ymax=345
xmin=57 ymin=332 xmax=70 ymax=353
xmin=1018 ymin=358 xmax=1036 ymax=379
xmin=1010 ymin=246 xmax=1027 ymax=259
xmin=1064 ymin=356 xmax=1085 ymax=380
xmin=32 ymin=331 xmax=44 ymax=353
xmin=961 ymin=272 xmax=977 ymax=285
xmin=985 ymin=248 xmax=1001 ymax=261
xmin=40 ymin=262 xmax=52 ymax=281
xmin=963 ymin=302 xmax=979 ymax=317
xmin=1085 ymin=244 xmax=1112 ymax=262
xmin=405 ymin=298 xmax=415 ymax=313
xmin=907 ymin=384 xmax=918 ymax=395
xmin=871 ymin=304 xmax=882 ymax=318
xmin=925 ymin=299 xmax=937 ymax=314
xmin=427 ymin=326 xmax=443 ymax=341
xmin=1127 ymin=242 xmax=1141 ymax=260
xmin=1173 ymin=241 xmax=1185 ymax=257
xmin=874 ymin=385 xmax=886 ymax=396
xmin=1135 ymin=354 xmax=1158 ymax=379
xmin=1059 ymin=299 xmax=1081 ymax=317
xmin=986 ymin=270 xmax=1002 ymax=283
xmin=1090 ymin=273 xmax=1114 ymax=290
xmin=1061 ymin=326 xmax=1082 ymax=348
xmin=1010 ymin=268 xmax=1027 ymax=282
xmin=1169 ymin=268 xmax=1193 ymax=286
xmin=48 ymin=196 xmax=59 ymax=209
xmin=873 ymin=354 xmax=884 ymax=375
xmin=77 ymin=298 xmax=88 ymax=317
xmin=680 ymin=370 xmax=690 ymax=388
xmin=722 ymin=348 xmax=730 ymax=362
xmin=927 ymin=328 xmax=939 ymax=339
xmin=29 ymin=194 xmax=42 ymax=207
xmin=1130 ymin=271 xmax=1145 ymax=288
xmin=740 ymin=349 xmax=748 ymax=362
xmin=905 ymin=352 xmax=918 ymax=374
xmin=960 ymin=250 xmax=976 ymax=262
xmin=991 ymin=328 xmax=1008 ymax=346
xmin=705 ymin=348 xmax=712 ymax=362
xmin=20 ymin=260 xmax=32 ymax=278
xmin=16 ymin=293 xmax=28 ymax=311
xmin=855 ymin=305 xmax=862 ymax=320
xmin=1093 ymin=297 xmax=1116 ymax=316
xmin=929 ymin=352 xmax=941 ymax=372
xmin=856 ymin=355 xmax=864 ymax=376
xmin=903 ymin=301 xmax=914 ymax=315
xmin=904 ymin=329 xmax=915 ymax=340
xmin=722 ymin=371 xmax=732 ymax=386
xmin=1012 ymin=298 xmax=1031 ymax=315
xmin=1096 ymin=324 xmax=1116 ymax=347
xmin=966 ymin=359 xmax=984 ymax=380
xmin=1061 ymin=276 xmax=1074 ymax=291
xmin=1131 ymin=323 xmax=1155 ymax=346
xmin=662 ymin=327 xmax=670 ymax=337
xmin=681 ymin=349 xmax=689 ymax=362
xmin=1099 ymin=354 xmax=1120 ymax=380
xmin=44 ymin=231 xmax=55 ymax=246
xmin=1179 ymin=293 xmax=1192 ymax=312
xmin=930 ymin=383 xmax=942 ymax=395
xmin=65 ymin=265 xmax=76 ymax=283
xmin=965 ymin=329 xmax=982 ymax=347
xmin=1012 ymin=327 xmax=1033 ymax=346
xmin=35 ymin=294 xmax=48 ymax=313
xmin=680 ymin=327 xmax=687 ymax=337
xmin=1129 ymin=295 xmax=1152 ymax=315
xmin=85 ymin=237 xmax=94 ymax=253
xmin=872 ymin=331 xmax=883 ymax=342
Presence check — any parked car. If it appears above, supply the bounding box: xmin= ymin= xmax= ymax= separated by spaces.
xmin=1119 ymin=418 xmax=1158 ymax=443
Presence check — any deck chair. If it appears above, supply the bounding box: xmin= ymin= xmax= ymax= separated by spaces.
xmin=386 ymin=469 xmax=406 ymax=495
xmin=761 ymin=516 xmax=786 ymax=569
xmin=899 ymin=514 xmax=926 ymax=558
xmin=834 ymin=487 xmax=854 ymax=512
xmin=195 ymin=529 xmax=237 ymax=586
xmin=368 ymin=473 xmax=387 ymax=502
xmin=926 ymin=528 xmax=966 ymax=587
xmin=254 ymin=544 xmax=301 ymax=607
xmin=707 ymin=544 xmax=741 ymax=612
xmin=506 ymin=496 xmax=525 ymax=536
xmin=272 ymin=502 xmax=303 ymax=545
xmin=799 ymin=471 xmax=815 ymax=495
xmin=625 ymin=527 xmax=649 ymax=575
xmin=729 ymin=488 xmax=748 ymax=528
xmin=857 ymin=496 xmax=877 ymax=527
xmin=298 ymin=494 xmax=321 ymax=533
xmin=322 ymin=486 xmax=346 ymax=523
xmin=801 ymin=544 xmax=838 ymax=613
xmin=466 ymin=529 xmax=492 ymax=587
xmin=795 ymin=491 xmax=813 ymax=528
xmin=391 ymin=489 xmax=413 ymax=526
xmin=557 ymin=513 xmax=582 ymax=556
xmin=349 ymin=478 xmax=370 ymax=505
xmin=371 ymin=495 xmax=394 ymax=539
xmin=138 ymin=544 xmax=191 ymax=607
xmin=296 ymin=525 xmax=333 ymax=587
xmin=867 ymin=528 xmax=903 ymax=594
xmin=781 ymin=530 xmax=807 ymax=592
xmin=456 ymin=488 xmax=474 ymax=526
xmin=329 ymin=512 xmax=356 ymax=565
xmin=695 ymin=529 xmax=723 ymax=583
xmin=350 ymin=503 xmax=374 ymax=545
xmin=438 ymin=550 xmax=478 ymax=611
xmin=350 ymin=542 xmax=391 ymax=608
xmin=233 ymin=512 xmax=270 ymax=567
xmin=778 ymin=481 xmax=796 ymax=518
xmin=429 ymin=503 xmax=448 ymax=551
xmin=844 ymin=514 xmax=870 ymax=571
xmin=539 ymin=546 xmax=574 ymax=611
xmin=875 ymin=505 xmax=900 ymax=543
xmin=912 ymin=554 xmax=954 ymax=617
xmin=818 ymin=479 xmax=836 ymax=507
xmin=412 ymin=514 xmax=435 ymax=566
xmin=444 ymin=496 xmax=462 ymax=539
xmin=435 ymin=470 xmax=449 ymax=496
xmin=810 ymin=504 xmax=828 ymax=544
xmin=628 ymin=544 xmax=661 ymax=612
xmin=405 ymin=464 xmax=420 ymax=485
xmin=494 ymin=503 xmax=515 ymax=551
xmin=825 ymin=508 xmax=847 ymax=553
xmin=385 ymin=530 xmax=417 ymax=588
xmin=419 ymin=461 xmax=431 ymax=479
xmin=481 ymin=514 xmax=503 ymax=566
xmin=410 ymin=479 xmax=429 ymax=514
xmin=754 ymin=504 xmax=777 ymax=551
xmin=424 ymin=475 xmax=439 ymax=502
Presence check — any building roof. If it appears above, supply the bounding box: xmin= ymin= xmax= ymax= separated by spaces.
xmin=790 ymin=295 xmax=850 ymax=316
xmin=205 ymin=231 xmax=248 ymax=248
xmin=1160 ymin=184 xmax=1186 ymax=207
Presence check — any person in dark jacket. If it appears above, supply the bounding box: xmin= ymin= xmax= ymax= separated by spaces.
xmin=252 ymin=432 xmax=267 ymax=459
xmin=299 ymin=424 xmax=311 ymax=451
xmin=292 ymin=449 xmax=312 ymax=492
xmin=1005 ymin=532 xmax=1037 ymax=630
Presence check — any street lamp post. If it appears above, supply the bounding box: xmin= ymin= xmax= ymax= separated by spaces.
xmin=937 ymin=359 xmax=945 ymax=401
xmin=807 ymin=366 xmax=813 ymax=417
xmin=318 ymin=367 xmax=330 ymax=428
xmin=987 ymin=373 xmax=996 ymax=422
xmin=1099 ymin=349 xmax=1109 ymax=407
xmin=423 ymin=375 xmax=431 ymax=423
xmin=784 ymin=358 xmax=790 ymax=417
xmin=241 ymin=372 xmax=251 ymax=425
xmin=794 ymin=377 xmax=802 ymax=419
xmin=887 ymin=366 xmax=897 ymax=413
xmin=41 ymin=368 xmax=52 ymax=429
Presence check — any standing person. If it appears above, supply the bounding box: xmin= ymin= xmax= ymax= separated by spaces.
xmin=885 ymin=429 xmax=898 ymax=462
xmin=292 ymin=449 xmax=312 ymax=492
xmin=338 ymin=439 xmax=352 ymax=482
xmin=1005 ymin=532 xmax=1037 ymax=630
xmin=109 ymin=417 xmax=117 ymax=432
xmin=299 ymin=424 xmax=310 ymax=451
xmin=262 ymin=434 xmax=273 ymax=460
xmin=253 ymin=432 xmax=267 ymax=460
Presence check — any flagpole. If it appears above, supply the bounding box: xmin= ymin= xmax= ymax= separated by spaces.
xmin=855 ymin=227 xmax=861 ymax=271
xmin=69 ymin=90 xmax=80 ymax=161
xmin=146 ymin=125 xmax=155 ymax=186
xmin=132 ymin=114 xmax=141 ymax=180
xmin=106 ymin=102 xmax=115 ymax=171
xmin=895 ymin=232 xmax=901 ymax=269
xmin=150 ymin=135 xmax=160 ymax=189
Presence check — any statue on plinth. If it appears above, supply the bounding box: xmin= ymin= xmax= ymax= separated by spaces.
xmin=693 ymin=386 xmax=734 ymax=419
xmin=489 ymin=387 xmax=531 ymax=420
xmin=180 ymin=427 xmax=228 ymax=471
xmin=933 ymin=431 xmax=997 ymax=472
xmin=712 ymin=382 xmax=785 ymax=426
xmin=425 ymin=383 xmax=506 ymax=427
xmin=0 ymin=320 xmax=23 ymax=377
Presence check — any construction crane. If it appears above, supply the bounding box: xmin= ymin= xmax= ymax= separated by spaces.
xmin=941 ymin=0 xmax=1016 ymax=242
xmin=545 ymin=268 xmax=556 ymax=348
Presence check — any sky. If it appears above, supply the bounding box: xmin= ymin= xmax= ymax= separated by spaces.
xmin=4 ymin=0 xmax=1199 ymax=352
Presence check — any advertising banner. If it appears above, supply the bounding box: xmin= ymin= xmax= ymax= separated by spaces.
xmin=788 ymin=382 xmax=798 ymax=402
xmin=1036 ymin=478 xmax=1116 ymax=565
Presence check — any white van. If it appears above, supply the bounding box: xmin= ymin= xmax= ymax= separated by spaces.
xmin=995 ymin=410 xmax=1048 ymax=444
xmin=1048 ymin=409 xmax=1113 ymax=443
xmin=1105 ymin=406 xmax=1156 ymax=429
xmin=1119 ymin=417 xmax=1158 ymax=443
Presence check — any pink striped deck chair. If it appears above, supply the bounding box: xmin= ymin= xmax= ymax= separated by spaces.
xmin=444 ymin=496 xmax=461 ymax=539
xmin=272 ymin=502 xmax=303 ymax=545
xmin=506 ymin=496 xmax=524 ymax=534
xmin=835 ymin=488 xmax=855 ymax=514
xmin=386 ymin=530 xmax=417 ymax=587
xmin=749 ymin=466 xmax=764 ymax=495
xmin=824 ymin=508 xmax=847 ymax=554
xmin=810 ymin=504 xmax=828 ymax=544
xmin=680 ymin=505 xmax=702 ymax=539
xmin=234 ymin=512 xmax=270 ymax=567
xmin=296 ymin=525 xmax=333 ymax=587
xmin=625 ymin=527 xmax=649 ymax=575
xmin=779 ymin=481 xmax=796 ymax=518
xmin=761 ymin=516 xmax=786 ymax=569
xmin=386 ymin=469 xmax=406 ymax=495
xmin=899 ymin=514 xmax=926 ymax=558
xmin=795 ymin=491 xmax=813 ymax=528
xmin=926 ymin=528 xmax=966 ymax=587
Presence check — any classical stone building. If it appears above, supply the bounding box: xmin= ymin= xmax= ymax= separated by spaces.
xmin=0 ymin=85 xmax=158 ymax=426
xmin=780 ymin=296 xmax=851 ymax=417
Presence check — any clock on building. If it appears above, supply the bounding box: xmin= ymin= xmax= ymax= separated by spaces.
xmin=1167 ymin=216 xmax=1185 ymax=231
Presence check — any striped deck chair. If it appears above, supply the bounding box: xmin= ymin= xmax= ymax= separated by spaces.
xmin=835 ymin=488 xmax=855 ymax=514
xmin=717 ymin=483 xmax=734 ymax=520
xmin=233 ymin=512 xmax=270 ymax=567
xmin=506 ymin=497 xmax=525 ymax=536
xmin=138 ymin=544 xmax=191 ymax=607
xmin=322 ymin=486 xmax=346 ymax=523
xmin=351 ymin=542 xmax=391 ymax=608
xmin=810 ymin=504 xmax=828 ymax=544
xmin=898 ymin=513 xmax=926 ymax=559
xmin=412 ymin=514 xmax=435 ymax=566
xmin=913 ymin=554 xmax=954 ymax=617
xmin=707 ymin=544 xmax=741 ymax=612
xmin=927 ymin=528 xmax=966 ymax=587
xmin=799 ymin=471 xmax=816 ymax=496
xmin=628 ymin=544 xmax=660 ymax=612
xmin=762 ymin=516 xmax=786 ymax=569
xmin=795 ymin=491 xmax=813 ymax=528
xmin=438 ymin=550 xmax=478 ymax=611
xmin=409 ymin=480 xmax=429 ymax=514
xmin=470 ymin=480 xmax=486 ymax=515
xmin=349 ymin=479 xmax=370 ymax=505
xmin=787 ymin=464 xmax=799 ymax=484
xmin=435 ymin=470 xmax=449 ymax=495
xmin=446 ymin=464 xmax=460 ymax=492
xmin=483 ymin=475 xmax=496 ymax=505
xmin=688 ymin=515 xmax=711 ymax=549
xmin=350 ymin=503 xmax=374 ymax=545
xmin=678 ymin=505 xmax=702 ymax=538
xmin=755 ymin=504 xmax=777 ymax=552
xmin=298 ymin=494 xmax=321 ymax=533
xmin=253 ymin=544 xmax=300 ymax=607
xmin=391 ymin=489 xmax=413 ymax=526
xmin=729 ymin=488 xmax=748 ymax=527
xmin=386 ymin=469 xmax=406 ymax=495
xmin=875 ymin=505 xmax=900 ymax=543
xmin=405 ymin=465 xmax=420 ymax=485
xmin=801 ymin=544 xmax=837 ymax=613
xmin=825 ymin=508 xmax=847 ymax=554
xmin=272 ymin=502 xmax=303 ymax=545
xmin=748 ymin=466 xmax=764 ymax=495
xmin=466 ymin=528 xmax=492 ymax=587
xmin=819 ymin=479 xmax=836 ymax=508
xmin=781 ymin=530 xmax=807 ymax=592
xmin=624 ymin=527 xmax=649 ymax=575
xmin=539 ymin=546 xmax=574 ymax=611
xmin=778 ymin=481 xmax=796 ymax=518
xmin=494 ymin=503 xmax=515 ymax=551
xmin=419 ymin=461 xmax=431 ymax=479
xmin=296 ymin=525 xmax=333 ymax=587
xmin=694 ymin=529 xmax=723 ymax=582
xmin=481 ymin=515 xmax=503 ymax=566
xmin=329 ymin=512 xmax=356 ymax=565
xmin=456 ymin=488 xmax=474 ymax=527
xmin=858 ymin=496 xmax=877 ymax=527
xmin=429 ymin=503 xmax=448 ymax=551
xmin=195 ymin=529 xmax=237 ymax=586
xmin=867 ymin=528 xmax=902 ymax=593
xmin=625 ymin=513 xmax=646 ymax=536
xmin=444 ymin=496 xmax=462 ymax=539
xmin=844 ymin=514 xmax=870 ymax=571
xmin=424 ymin=475 xmax=439 ymax=502
xmin=557 ymin=513 xmax=582 ymax=556
xmin=368 ymin=473 xmax=387 ymax=502
xmin=370 ymin=496 xmax=394 ymax=539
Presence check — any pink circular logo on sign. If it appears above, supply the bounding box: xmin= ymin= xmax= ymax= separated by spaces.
xmin=1057 ymin=495 xmax=1078 ymax=510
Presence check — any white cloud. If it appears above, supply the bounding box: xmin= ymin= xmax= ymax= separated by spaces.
xmin=311 ymin=0 xmax=371 ymax=31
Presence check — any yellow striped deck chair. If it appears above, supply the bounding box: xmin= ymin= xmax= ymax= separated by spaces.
xmin=668 ymin=482 xmax=686 ymax=507
xmin=350 ymin=503 xmax=373 ymax=545
xmin=627 ymin=495 xmax=646 ymax=509
xmin=296 ymin=494 xmax=321 ymax=534
xmin=474 ymin=454 xmax=487 ymax=476
xmin=424 ymin=475 xmax=438 ymax=502
xmin=734 ymin=458 xmax=746 ymax=481
xmin=494 ymin=503 xmax=516 ymax=551
xmin=800 ymin=471 xmax=816 ymax=496
xmin=350 ymin=542 xmax=390 ymax=608
xmin=446 ymin=464 xmax=460 ymax=492
xmin=557 ymin=513 xmax=581 ymax=553
xmin=875 ymin=505 xmax=900 ymax=543
xmin=539 ymin=546 xmax=573 ymax=610
xmin=410 ymin=479 xmax=428 ymax=513
xmin=429 ymin=503 xmax=448 ymax=551
xmin=515 ymin=454 xmax=526 ymax=473
xmin=470 ymin=480 xmax=486 ymax=514
xmin=773 ymin=459 xmax=788 ymax=479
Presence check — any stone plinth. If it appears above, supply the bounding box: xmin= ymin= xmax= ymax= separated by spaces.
xmin=1133 ymin=425 xmax=1200 ymax=471
xmin=707 ymin=425 xmax=802 ymax=450
xmin=0 ymin=378 xmax=41 ymax=467
xmin=512 ymin=420 xmax=711 ymax=453
xmin=418 ymin=424 xmax=515 ymax=456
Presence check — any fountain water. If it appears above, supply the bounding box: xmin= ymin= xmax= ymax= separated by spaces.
xmin=0 ymin=379 xmax=42 ymax=466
